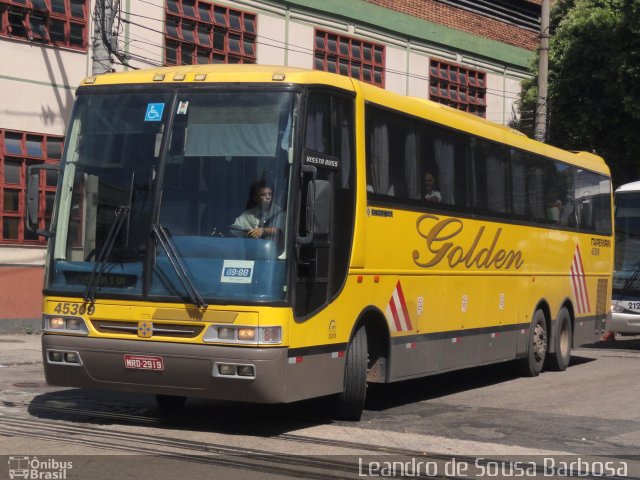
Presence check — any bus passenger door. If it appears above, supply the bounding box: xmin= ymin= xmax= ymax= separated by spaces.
xmin=294 ymin=91 xmax=355 ymax=319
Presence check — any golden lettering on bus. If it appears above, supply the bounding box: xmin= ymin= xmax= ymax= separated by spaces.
xmin=412 ymin=214 xmax=524 ymax=270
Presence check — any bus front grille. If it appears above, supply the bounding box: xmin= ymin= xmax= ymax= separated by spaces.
xmin=91 ymin=320 xmax=205 ymax=338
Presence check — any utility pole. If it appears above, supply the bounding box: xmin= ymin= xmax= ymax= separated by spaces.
xmin=92 ymin=0 xmax=115 ymax=75
xmin=534 ymin=0 xmax=550 ymax=142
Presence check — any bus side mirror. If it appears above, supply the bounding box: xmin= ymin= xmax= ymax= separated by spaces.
xmin=310 ymin=180 xmax=331 ymax=234
xmin=297 ymin=165 xmax=332 ymax=245
xmin=26 ymin=164 xmax=58 ymax=238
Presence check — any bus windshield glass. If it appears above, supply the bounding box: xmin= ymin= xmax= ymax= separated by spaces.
xmin=48 ymin=90 xmax=296 ymax=304
xmin=614 ymin=191 xmax=640 ymax=293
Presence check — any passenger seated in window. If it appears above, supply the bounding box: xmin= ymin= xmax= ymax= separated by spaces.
xmin=548 ymin=199 xmax=562 ymax=224
xmin=231 ymin=180 xmax=284 ymax=238
xmin=424 ymin=172 xmax=442 ymax=203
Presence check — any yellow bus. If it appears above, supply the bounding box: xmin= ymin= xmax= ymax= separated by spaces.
xmin=27 ymin=65 xmax=613 ymax=420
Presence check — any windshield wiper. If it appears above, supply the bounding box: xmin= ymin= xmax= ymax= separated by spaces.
xmin=84 ymin=205 xmax=130 ymax=303
xmin=152 ymin=224 xmax=208 ymax=309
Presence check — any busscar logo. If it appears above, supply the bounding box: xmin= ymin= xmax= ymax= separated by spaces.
xmin=8 ymin=456 xmax=73 ymax=479
xmin=137 ymin=320 xmax=153 ymax=338
xmin=328 ymin=319 xmax=337 ymax=339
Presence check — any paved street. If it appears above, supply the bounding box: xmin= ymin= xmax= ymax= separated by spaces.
xmin=1 ymin=333 xmax=639 ymax=479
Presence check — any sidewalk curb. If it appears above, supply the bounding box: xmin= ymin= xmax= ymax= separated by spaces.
xmin=0 ymin=318 xmax=41 ymax=334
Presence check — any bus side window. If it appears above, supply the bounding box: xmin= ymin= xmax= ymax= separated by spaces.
xmin=365 ymin=106 xmax=421 ymax=203
xmin=574 ymin=170 xmax=612 ymax=235
xmin=471 ymin=138 xmax=509 ymax=216
xmin=429 ymin=125 xmax=470 ymax=209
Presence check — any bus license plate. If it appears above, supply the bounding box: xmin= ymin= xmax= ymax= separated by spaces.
xmin=124 ymin=354 xmax=164 ymax=371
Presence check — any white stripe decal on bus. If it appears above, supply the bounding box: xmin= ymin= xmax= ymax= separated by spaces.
xmin=385 ymin=281 xmax=413 ymax=332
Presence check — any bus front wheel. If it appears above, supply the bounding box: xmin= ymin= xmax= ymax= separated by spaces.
xmin=335 ymin=326 xmax=368 ymax=421
xmin=546 ymin=307 xmax=572 ymax=371
xmin=520 ymin=309 xmax=548 ymax=377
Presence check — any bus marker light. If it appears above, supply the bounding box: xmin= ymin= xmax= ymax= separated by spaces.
xmin=173 ymin=73 xmax=186 ymax=81
xmin=374 ymin=275 xmax=380 ymax=283
xmin=194 ymin=73 xmax=207 ymax=81
xmin=331 ymin=351 xmax=345 ymax=359
xmin=260 ymin=327 xmax=281 ymax=343
xmin=84 ymin=76 xmax=96 ymax=84
xmin=153 ymin=74 xmax=166 ymax=81
xmin=357 ymin=276 xmax=363 ymax=283
xmin=288 ymin=357 xmax=303 ymax=364
xmin=272 ymin=73 xmax=286 ymax=81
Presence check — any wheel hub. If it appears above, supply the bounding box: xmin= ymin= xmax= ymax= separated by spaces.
xmin=533 ymin=323 xmax=547 ymax=362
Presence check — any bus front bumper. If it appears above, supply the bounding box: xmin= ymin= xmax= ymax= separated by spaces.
xmin=42 ymin=334 xmax=289 ymax=403
xmin=608 ymin=312 xmax=640 ymax=335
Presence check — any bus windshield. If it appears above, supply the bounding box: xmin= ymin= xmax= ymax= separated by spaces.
xmin=614 ymin=191 xmax=640 ymax=292
xmin=48 ymin=89 xmax=296 ymax=304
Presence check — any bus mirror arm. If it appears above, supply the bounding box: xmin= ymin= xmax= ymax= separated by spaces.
xmin=26 ymin=164 xmax=59 ymax=238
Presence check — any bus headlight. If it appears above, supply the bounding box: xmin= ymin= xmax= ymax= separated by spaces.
xmin=237 ymin=328 xmax=255 ymax=341
xmin=43 ymin=315 xmax=89 ymax=334
xmin=203 ymin=325 xmax=282 ymax=345
xmin=218 ymin=327 xmax=236 ymax=340
xmin=611 ymin=303 xmax=625 ymax=313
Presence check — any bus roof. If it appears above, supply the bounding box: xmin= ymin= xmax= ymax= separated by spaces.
xmin=615 ymin=181 xmax=640 ymax=193
xmin=81 ymin=64 xmax=356 ymax=90
xmin=81 ymin=64 xmax=610 ymax=177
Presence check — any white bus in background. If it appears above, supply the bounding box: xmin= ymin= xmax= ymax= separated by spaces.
xmin=610 ymin=181 xmax=640 ymax=334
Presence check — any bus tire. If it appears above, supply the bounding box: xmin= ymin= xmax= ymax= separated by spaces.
xmin=335 ymin=326 xmax=368 ymax=421
xmin=519 ymin=309 xmax=548 ymax=377
xmin=156 ymin=394 xmax=186 ymax=412
xmin=546 ymin=307 xmax=572 ymax=371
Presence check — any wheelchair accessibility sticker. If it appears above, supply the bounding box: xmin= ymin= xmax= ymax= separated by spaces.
xmin=145 ymin=103 xmax=165 ymax=122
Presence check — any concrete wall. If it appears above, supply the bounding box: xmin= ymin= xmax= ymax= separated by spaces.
xmin=0 ymin=39 xmax=87 ymax=136
xmin=0 ymin=37 xmax=88 ymax=332
xmin=0 ymin=0 xmax=533 ymax=332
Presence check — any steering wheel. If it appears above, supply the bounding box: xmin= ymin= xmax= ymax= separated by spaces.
xmin=211 ymin=226 xmax=248 ymax=238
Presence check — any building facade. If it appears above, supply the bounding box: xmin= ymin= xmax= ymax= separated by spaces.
xmin=0 ymin=0 xmax=540 ymax=331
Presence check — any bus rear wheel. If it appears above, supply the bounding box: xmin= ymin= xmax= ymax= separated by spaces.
xmin=546 ymin=307 xmax=572 ymax=371
xmin=519 ymin=309 xmax=547 ymax=377
xmin=335 ymin=326 xmax=368 ymax=421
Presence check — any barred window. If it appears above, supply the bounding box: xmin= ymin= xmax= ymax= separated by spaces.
xmin=314 ymin=29 xmax=385 ymax=87
xmin=429 ymin=59 xmax=487 ymax=118
xmin=0 ymin=0 xmax=88 ymax=50
xmin=165 ymin=0 xmax=257 ymax=66
xmin=1 ymin=128 xmax=62 ymax=244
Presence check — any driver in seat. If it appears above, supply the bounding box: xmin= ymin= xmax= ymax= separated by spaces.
xmin=231 ymin=180 xmax=284 ymax=239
